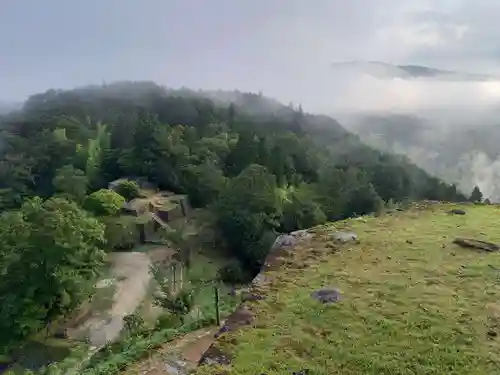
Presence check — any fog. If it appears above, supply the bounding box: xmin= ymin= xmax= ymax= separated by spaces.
xmin=322 ymin=63 xmax=500 ymax=201
xmin=2 ymin=0 xmax=500 ymax=199
xmin=291 ymin=62 xmax=500 ymax=115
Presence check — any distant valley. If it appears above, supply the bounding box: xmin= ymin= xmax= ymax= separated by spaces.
xmin=340 ymin=111 xmax=500 ymax=201
xmin=329 ymin=61 xmax=500 ymax=201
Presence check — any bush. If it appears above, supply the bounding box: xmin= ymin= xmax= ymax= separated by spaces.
xmin=124 ymin=313 xmax=144 ymax=334
xmin=114 ymin=180 xmax=141 ymax=201
xmin=84 ymin=189 xmax=125 ymax=216
xmin=280 ymin=191 xmax=326 ymax=233
xmin=155 ymin=313 xmax=182 ymax=330
xmin=218 ymin=261 xmax=251 ymax=284
xmin=155 ymin=289 xmax=195 ymax=318
xmin=103 ymin=216 xmax=139 ymax=250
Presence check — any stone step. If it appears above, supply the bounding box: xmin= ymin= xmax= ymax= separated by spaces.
xmin=162 ymin=355 xmax=190 ymax=375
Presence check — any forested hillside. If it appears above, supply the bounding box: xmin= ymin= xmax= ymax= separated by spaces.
xmin=343 ymin=112 xmax=500 ymax=201
xmin=0 ymin=81 xmax=474 ymax=359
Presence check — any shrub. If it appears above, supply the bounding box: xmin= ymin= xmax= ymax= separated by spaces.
xmin=114 ymin=180 xmax=141 ymax=201
xmin=124 ymin=313 xmax=144 ymax=334
xmin=103 ymin=216 xmax=139 ymax=250
xmin=155 ymin=289 xmax=195 ymax=319
xmin=84 ymin=189 xmax=125 ymax=216
xmin=218 ymin=261 xmax=251 ymax=284
xmin=155 ymin=313 xmax=182 ymax=330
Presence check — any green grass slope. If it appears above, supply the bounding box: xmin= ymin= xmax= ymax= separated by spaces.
xmin=196 ymin=202 xmax=500 ymax=375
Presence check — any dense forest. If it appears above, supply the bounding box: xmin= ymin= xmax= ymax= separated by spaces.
xmin=0 ymin=81 xmax=477 ymax=355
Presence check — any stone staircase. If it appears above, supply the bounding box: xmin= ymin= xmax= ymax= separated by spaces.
xmin=151 ymin=212 xmax=168 ymax=229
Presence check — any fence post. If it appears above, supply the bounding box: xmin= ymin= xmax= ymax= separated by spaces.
xmin=168 ymin=264 xmax=173 ymax=294
xmin=179 ymin=262 xmax=183 ymax=290
xmin=214 ymin=285 xmax=220 ymax=326
xmin=172 ymin=263 xmax=177 ymax=294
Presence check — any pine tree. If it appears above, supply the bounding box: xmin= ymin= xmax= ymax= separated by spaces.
xmin=470 ymin=186 xmax=483 ymax=202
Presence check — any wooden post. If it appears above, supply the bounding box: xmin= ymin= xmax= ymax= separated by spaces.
xmin=172 ymin=263 xmax=177 ymax=294
xmin=179 ymin=262 xmax=183 ymax=290
xmin=168 ymin=264 xmax=173 ymax=294
xmin=214 ymin=285 xmax=220 ymax=326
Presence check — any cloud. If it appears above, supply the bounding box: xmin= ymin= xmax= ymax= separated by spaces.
xmin=282 ymin=0 xmax=500 ymax=114
xmin=311 ymin=62 xmax=500 ymax=114
xmin=1 ymin=0 xmax=500 ymax=107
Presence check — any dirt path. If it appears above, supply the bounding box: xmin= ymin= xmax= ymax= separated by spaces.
xmin=74 ymin=252 xmax=153 ymax=348
xmin=120 ymin=326 xmax=218 ymax=375
xmin=181 ymin=330 xmax=216 ymax=364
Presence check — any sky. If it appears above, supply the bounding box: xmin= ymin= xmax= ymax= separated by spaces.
xmin=2 ymin=0 xmax=500 ymax=112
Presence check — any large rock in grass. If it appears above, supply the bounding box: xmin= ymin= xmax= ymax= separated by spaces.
xmin=277 ymin=235 xmax=297 ymax=247
xmin=311 ymin=288 xmax=341 ymax=304
xmin=452 ymin=238 xmax=499 ymax=252
xmin=330 ymin=231 xmax=358 ymax=244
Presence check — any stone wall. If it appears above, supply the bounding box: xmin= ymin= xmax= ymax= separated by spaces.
xmin=157 ymin=204 xmax=184 ymax=223
xmin=198 ymin=229 xmax=313 ymax=367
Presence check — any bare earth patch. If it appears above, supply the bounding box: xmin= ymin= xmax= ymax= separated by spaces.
xmin=196 ymin=203 xmax=500 ymax=375
xmin=68 ymin=252 xmax=152 ymax=347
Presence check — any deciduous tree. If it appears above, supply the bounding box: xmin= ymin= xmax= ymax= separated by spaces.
xmin=0 ymin=197 xmax=106 ymax=351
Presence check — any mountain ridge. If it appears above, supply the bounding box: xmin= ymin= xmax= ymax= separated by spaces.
xmin=331 ymin=60 xmax=500 ymax=81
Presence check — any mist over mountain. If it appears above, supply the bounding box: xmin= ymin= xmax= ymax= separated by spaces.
xmin=0 ymin=2 xmax=499 ymax=204
xmin=3 ymin=61 xmax=499 ymax=200
xmin=339 ymin=108 xmax=500 ymax=201
xmin=0 ymin=101 xmax=21 ymax=115
xmin=328 ymin=61 xmax=500 ymax=201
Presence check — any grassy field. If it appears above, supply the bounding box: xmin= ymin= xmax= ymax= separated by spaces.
xmin=196 ymin=203 xmax=500 ymax=375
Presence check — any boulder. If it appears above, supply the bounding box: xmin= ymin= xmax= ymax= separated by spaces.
xmin=311 ymin=288 xmax=341 ymax=304
xmin=330 ymin=231 xmax=358 ymax=244
xmin=241 ymin=291 xmax=265 ymax=302
xmin=452 ymin=238 xmax=499 ymax=252
xmin=290 ymin=229 xmax=313 ymax=240
xmin=274 ymin=234 xmax=297 ymax=248
xmin=198 ymin=345 xmax=232 ymax=366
